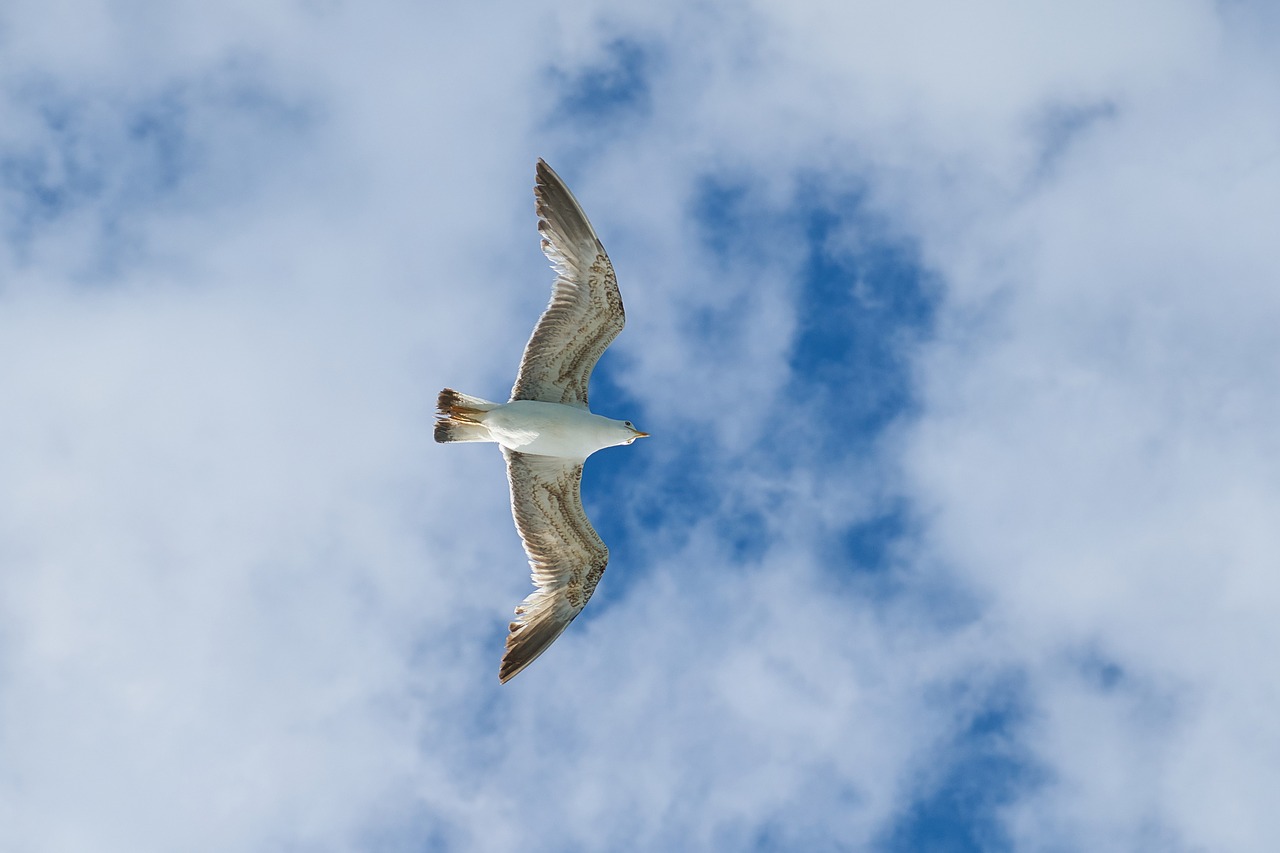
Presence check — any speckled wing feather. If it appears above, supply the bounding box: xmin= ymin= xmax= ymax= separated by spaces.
xmin=499 ymin=448 xmax=609 ymax=682
xmin=509 ymin=160 xmax=625 ymax=408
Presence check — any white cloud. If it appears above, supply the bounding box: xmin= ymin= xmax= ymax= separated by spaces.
xmin=3 ymin=1 xmax=1280 ymax=850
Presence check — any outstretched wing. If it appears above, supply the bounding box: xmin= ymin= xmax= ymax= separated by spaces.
xmin=500 ymin=449 xmax=609 ymax=682
xmin=509 ymin=159 xmax=625 ymax=408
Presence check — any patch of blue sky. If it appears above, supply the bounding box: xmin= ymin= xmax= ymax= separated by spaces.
xmin=687 ymin=173 xmax=937 ymax=463
xmin=548 ymin=38 xmax=653 ymax=123
xmin=787 ymin=204 xmax=936 ymax=454
xmin=540 ymin=38 xmax=656 ymax=162
xmin=834 ymin=499 xmax=911 ymax=572
xmin=688 ymin=173 xmax=938 ymax=553
xmin=879 ymin=674 xmax=1044 ymax=853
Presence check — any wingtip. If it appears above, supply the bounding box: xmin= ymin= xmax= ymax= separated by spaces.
xmin=531 ymin=159 xmax=601 ymax=258
xmin=535 ymin=159 xmax=574 ymax=200
xmin=498 ymin=603 xmax=577 ymax=684
xmin=498 ymin=642 xmax=536 ymax=684
xmin=497 ymin=660 xmax=521 ymax=684
xmin=497 ymin=629 xmax=543 ymax=684
xmin=535 ymin=157 xmax=555 ymax=184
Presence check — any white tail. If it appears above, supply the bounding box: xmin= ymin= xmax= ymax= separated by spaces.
xmin=434 ymin=388 xmax=500 ymax=443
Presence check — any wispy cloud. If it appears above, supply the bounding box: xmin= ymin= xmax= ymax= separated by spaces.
xmin=2 ymin=1 xmax=1279 ymax=851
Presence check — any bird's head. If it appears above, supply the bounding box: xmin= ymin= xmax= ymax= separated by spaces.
xmin=619 ymin=419 xmax=649 ymax=445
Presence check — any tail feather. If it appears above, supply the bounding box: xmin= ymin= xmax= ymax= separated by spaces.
xmin=435 ymin=388 xmax=499 ymax=443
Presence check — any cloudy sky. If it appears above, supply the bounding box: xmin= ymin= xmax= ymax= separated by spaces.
xmin=3 ymin=1 xmax=1280 ymax=850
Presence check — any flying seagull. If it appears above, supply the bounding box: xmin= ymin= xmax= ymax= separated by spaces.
xmin=435 ymin=159 xmax=648 ymax=683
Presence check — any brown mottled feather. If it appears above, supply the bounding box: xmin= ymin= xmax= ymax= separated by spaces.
xmin=499 ymin=449 xmax=609 ymax=683
xmin=509 ymin=160 xmax=625 ymax=409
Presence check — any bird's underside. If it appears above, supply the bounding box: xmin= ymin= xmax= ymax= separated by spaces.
xmin=434 ymin=159 xmax=633 ymax=683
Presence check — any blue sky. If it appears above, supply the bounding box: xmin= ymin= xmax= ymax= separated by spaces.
xmin=4 ymin=1 xmax=1280 ymax=851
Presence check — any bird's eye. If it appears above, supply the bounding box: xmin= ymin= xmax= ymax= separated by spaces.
xmin=624 ymin=421 xmax=634 ymax=428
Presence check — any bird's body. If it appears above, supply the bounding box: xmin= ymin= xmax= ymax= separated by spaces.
xmin=485 ymin=400 xmax=639 ymax=460
xmin=434 ymin=159 xmax=646 ymax=683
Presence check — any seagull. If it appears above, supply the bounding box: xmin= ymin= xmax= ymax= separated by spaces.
xmin=435 ymin=159 xmax=648 ymax=683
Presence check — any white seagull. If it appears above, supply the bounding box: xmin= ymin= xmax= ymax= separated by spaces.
xmin=435 ymin=159 xmax=648 ymax=683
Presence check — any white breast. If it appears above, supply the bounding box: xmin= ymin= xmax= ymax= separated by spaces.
xmin=485 ymin=400 xmax=620 ymax=459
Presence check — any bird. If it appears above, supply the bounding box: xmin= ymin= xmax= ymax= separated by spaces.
xmin=434 ymin=159 xmax=648 ymax=683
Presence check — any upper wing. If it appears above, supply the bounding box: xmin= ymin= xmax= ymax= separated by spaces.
xmin=509 ymin=159 xmax=625 ymax=408
xmin=500 ymin=449 xmax=609 ymax=682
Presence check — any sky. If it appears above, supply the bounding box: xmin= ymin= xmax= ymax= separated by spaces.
xmin=2 ymin=1 xmax=1279 ymax=851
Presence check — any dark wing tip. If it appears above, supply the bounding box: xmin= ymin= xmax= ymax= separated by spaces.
xmin=534 ymin=162 xmax=565 ymax=208
xmin=532 ymin=159 xmax=600 ymax=250
xmin=498 ymin=609 xmax=574 ymax=683
xmin=534 ymin=159 xmax=561 ymax=200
